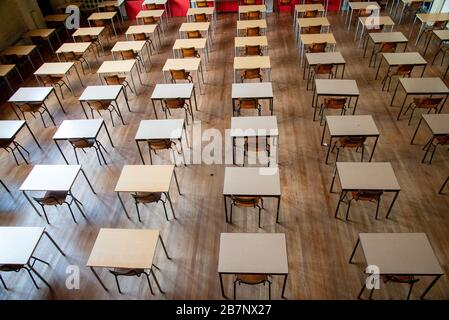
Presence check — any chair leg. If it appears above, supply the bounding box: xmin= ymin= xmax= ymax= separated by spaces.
xmin=114 ymin=275 xmax=122 ymax=294
xmin=135 ymin=201 xmax=142 ymax=222
xmin=41 ymin=206 xmax=50 ymax=224
xmin=161 ymin=201 xmax=169 ymax=221
xmin=65 ymin=203 xmax=78 ymax=224
xmin=233 ymin=281 xmax=237 ymax=300
xmin=73 ymin=148 xmax=80 ymax=165
xmin=0 ymin=274 xmax=7 ymax=290
xmin=230 ymin=203 xmax=233 ymax=224
xmin=361 ymin=146 xmax=364 ymax=162
xmin=368 ymin=287 xmax=375 ymax=300
xmin=268 ymin=281 xmax=271 ymax=300
xmin=258 ymin=206 xmax=262 ymax=228
xmin=150 ymin=269 xmax=165 ymax=294
xmin=429 ymin=144 xmax=438 ymax=164
xmin=375 ymin=198 xmax=381 ymax=220
xmin=24 ymin=267 xmax=39 ymax=289
xmin=38 ymin=112 xmax=47 ymax=128
xmin=408 ymin=108 xmax=416 ymax=126
xmin=13 ymin=142 xmax=29 ymax=165
xmin=406 ymin=282 xmax=415 ymax=300
xmin=345 ymin=199 xmax=352 ymax=220
xmin=145 ymin=272 xmax=155 ymax=295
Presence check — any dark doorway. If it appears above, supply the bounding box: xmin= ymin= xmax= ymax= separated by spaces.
xmin=37 ymin=0 xmax=54 ymax=16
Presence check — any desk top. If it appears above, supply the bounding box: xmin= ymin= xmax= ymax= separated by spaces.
xmin=234 ymin=56 xmax=271 ymax=69
xmin=295 ymin=4 xmax=325 ymax=12
xmin=20 ymin=165 xmax=81 ymax=192
xmin=115 ymin=165 xmax=174 ymax=193
xmin=0 ymin=120 xmax=26 ymax=139
xmin=53 ymin=119 xmax=103 ymax=140
xmin=111 ymin=41 xmax=146 ymax=52
xmin=34 ymin=62 xmax=74 ymax=75
xmin=337 ymin=162 xmax=400 ymax=191
xmin=348 ymin=2 xmax=380 ymax=9
xmin=370 ymin=31 xmax=408 ymax=43
xmin=298 ymin=17 xmax=330 ymax=28
xmin=382 ymin=52 xmax=427 ymax=66
xmin=8 ymin=87 xmax=54 ymax=103
xmin=72 ymin=27 xmax=105 ymax=37
xmin=79 ymin=85 xmax=122 ymax=101
xmin=163 ymin=58 xmax=201 ymax=71
xmin=173 ymin=38 xmax=208 ymax=50
xmin=179 ymin=22 xmax=210 ymax=32
xmin=187 ymin=7 xmax=215 ymax=15
xmin=238 ymin=5 xmax=267 ymax=13
xmin=231 ymin=116 xmax=278 ymax=137
xmin=223 ymin=167 xmax=281 ymax=196
xmin=0 ymin=64 xmax=15 ymax=77
xmin=232 ymin=82 xmax=273 ymax=99
xmin=0 ymin=227 xmax=45 ymax=265
xmin=359 ymin=233 xmax=443 ymax=275
xmin=136 ymin=9 xmax=165 ymax=18
xmin=23 ymin=29 xmax=56 ymax=39
xmin=97 ymin=60 xmax=136 ymax=73
xmin=1 ymin=45 xmax=36 ymax=56
xmin=126 ymin=25 xmax=158 ymax=35
xmin=218 ymin=233 xmax=288 ymax=274
xmin=433 ymin=29 xmax=449 ymax=41
xmin=423 ymin=113 xmax=449 ymax=135
xmin=326 ymin=115 xmax=379 ymax=137
xmin=237 ymin=19 xmax=267 ymax=29
xmin=306 ymin=52 xmax=345 ymax=65
xmin=301 ymin=33 xmax=336 ymax=45
xmin=235 ymin=36 xmax=268 ymax=47
xmin=359 ymin=15 xmax=395 ymax=26
xmin=416 ymin=12 xmax=449 ymax=23
xmin=44 ymin=14 xmax=69 ymax=22
xmin=151 ymin=83 xmax=194 ymax=99
xmin=399 ymin=77 xmax=449 ymax=94
xmin=88 ymin=12 xmax=117 ymax=20
xmin=56 ymin=42 xmax=91 ymax=54
xmin=135 ymin=119 xmax=184 ymax=140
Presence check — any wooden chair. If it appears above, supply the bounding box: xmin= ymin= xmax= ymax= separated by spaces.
xmin=243 ymin=0 xmax=257 ymax=4
xmin=68 ymin=138 xmax=108 ymax=165
xmin=0 ymin=179 xmax=10 ymax=193
xmin=336 ymin=190 xmax=383 ymax=220
xmin=93 ymin=19 xmax=112 ymax=38
xmin=402 ymin=1 xmax=425 ymax=23
xmin=63 ymin=51 xmax=90 ymax=74
xmin=38 ymin=74 xmax=71 ymax=100
xmin=170 ymin=69 xmax=193 ymax=83
xmin=303 ymin=25 xmax=322 ymax=34
xmin=332 ymin=136 xmax=367 ymax=162
xmin=308 ymin=63 xmax=334 ymax=91
xmin=104 ymin=75 xmax=134 ymax=98
xmin=181 ymin=47 xmax=200 ymax=58
xmin=369 ymin=42 xmax=397 ymax=67
xmin=306 ymin=42 xmax=327 ymax=53
xmin=382 ymin=64 xmax=414 ymax=91
xmin=33 ymin=191 xmax=87 ymax=224
xmin=108 ymin=268 xmax=156 ymax=294
xmin=119 ymin=49 xmax=146 ymax=73
xmin=194 ymin=13 xmax=208 ymax=22
xmin=246 ymin=11 xmax=261 ymax=20
xmin=146 ymin=139 xmax=183 ymax=166
xmin=187 ymin=30 xmax=202 ymax=39
xmin=234 ymin=274 xmax=272 ymax=300
xmin=131 ymin=192 xmax=171 ymax=222
xmin=0 ymin=257 xmax=50 ymax=289
xmin=0 ymin=138 xmax=30 ymax=165
xmin=431 ymin=42 xmax=449 ymax=66
xmin=17 ymin=102 xmax=56 ymax=128
xmin=163 ymin=98 xmax=194 ymax=124
xmin=245 ymin=45 xmax=263 ymax=56
xmin=244 ymin=137 xmax=271 ymax=167
xmin=103 ymin=5 xmax=116 ymax=12
xmin=196 ymin=1 xmax=209 ymax=7
xmin=317 ymin=97 xmax=347 ymax=124
xmin=235 ymin=98 xmax=262 ymax=116
xmin=133 ymin=32 xmax=155 ymax=56
xmin=145 ymin=3 xmax=157 ymax=10
xmin=379 ymin=276 xmax=419 ymax=300
xmin=241 ymin=68 xmax=263 ymax=82
xmin=246 ymin=26 xmax=261 ymax=37
xmin=422 ymin=134 xmax=449 ymax=164
xmin=87 ymin=100 xmax=125 ymax=126
xmin=77 ymin=34 xmax=102 ymax=56
xmin=403 ymin=97 xmax=442 ymax=125
xmin=229 ymin=196 xmax=264 ymax=227
xmin=143 ymin=16 xmax=158 ymax=25
xmin=304 ymin=10 xmax=319 ymax=18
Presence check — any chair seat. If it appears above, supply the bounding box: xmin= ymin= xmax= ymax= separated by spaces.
xmin=69 ymin=138 xmax=96 ymax=149
xmin=412 ymin=98 xmax=439 ymax=109
xmin=0 ymin=138 xmax=13 ymax=148
xmin=384 ymin=275 xmax=418 ymax=284
xmin=39 ymin=191 xmax=69 ymax=205
xmin=339 ymin=136 xmax=365 ymax=148
xmin=0 ymin=264 xmax=23 ymax=272
xmin=231 ymin=196 xmax=261 ymax=207
xmin=436 ymin=135 xmax=449 ymax=145
xmin=132 ymin=192 xmax=162 ymax=204
xmin=351 ymin=191 xmax=382 ymax=202
xmin=148 ymin=139 xmax=173 ymax=150
xmin=18 ymin=104 xmax=43 ymax=113
xmin=236 ymin=274 xmax=269 ymax=284
xmin=110 ymin=268 xmax=145 ymax=276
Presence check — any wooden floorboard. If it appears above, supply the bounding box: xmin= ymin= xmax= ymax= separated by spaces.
xmin=0 ymin=11 xmax=448 ymax=300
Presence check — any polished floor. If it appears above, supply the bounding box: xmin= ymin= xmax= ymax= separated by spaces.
xmin=0 ymin=10 xmax=448 ymax=300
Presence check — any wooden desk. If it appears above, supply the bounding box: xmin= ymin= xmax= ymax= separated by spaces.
xmin=236 ymin=19 xmax=267 ymax=36
xmin=72 ymin=27 xmax=106 ymax=54
xmin=111 ymin=41 xmax=150 ymax=71
xmin=79 ymin=85 xmax=130 ymax=123
xmin=136 ymin=10 xmax=167 ymax=32
xmin=232 ymin=82 xmax=273 ymax=115
xmin=115 ymin=164 xmax=180 ymax=220
xmin=305 ymin=52 xmax=345 ymax=89
xmin=410 ymin=13 xmax=449 ymax=45
xmin=424 ymin=29 xmax=449 ymax=57
xmin=126 ymin=25 xmax=161 ymax=50
xmin=151 ymin=83 xmax=198 ymax=119
xmin=88 ymin=12 xmax=118 ymax=37
xmin=23 ymin=29 xmax=59 ymax=53
xmin=230 ymin=116 xmax=278 ymax=165
xmin=0 ymin=64 xmax=24 ymax=93
xmin=299 ymin=33 xmax=336 ymax=65
xmin=390 ymin=77 xmax=448 ymax=120
xmin=0 ymin=227 xmax=65 ymax=289
xmin=1 ymin=45 xmax=42 ymax=71
xmin=97 ymin=60 xmax=143 ymax=94
xmin=97 ymin=0 xmax=126 ymax=23
xmin=173 ymin=38 xmax=209 ymax=66
xmin=56 ymin=42 xmax=97 ymax=72
xmin=355 ymin=16 xmax=395 ymax=47
xmin=143 ymin=0 xmax=171 ymax=18
xmin=331 ymin=162 xmax=400 ymax=219
xmin=179 ymin=22 xmax=212 ymax=48
xmin=350 ymin=233 xmax=443 ymax=299
xmin=375 ymin=52 xmax=427 ymax=85
xmin=296 ymin=17 xmax=331 ymax=43
xmin=135 ymin=119 xmax=188 ymax=166
xmin=223 ymin=167 xmax=281 ymax=223
xmin=294 ymin=4 xmax=325 ymax=31
xmin=53 ymin=119 xmax=114 ymax=165
xmin=218 ymin=232 xmax=288 ymax=299
xmin=34 ymin=62 xmax=84 ymax=96
xmin=0 ymin=120 xmax=40 ymax=149
xmin=238 ymin=5 xmax=267 ymax=20
xmin=162 ymin=58 xmax=204 ymax=94
xmin=322 ymin=115 xmax=380 ymax=163
xmin=186 ymin=7 xmax=216 ymax=30
xmin=234 ymin=36 xmax=268 ymax=56
xmin=365 ymin=32 xmax=408 ymax=67
xmin=233 ymin=56 xmax=271 ymax=82
xmin=19 ymin=165 xmax=96 ymax=220
xmin=393 ymin=0 xmax=433 ymax=24
xmin=8 ymin=87 xmax=64 ymax=120
xmin=312 ymin=79 xmax=360 ymax=115
xmin=345 ymin=2 xmax=380 ymax=30
xmin=87 ymin=228 xmax=170 ymax=292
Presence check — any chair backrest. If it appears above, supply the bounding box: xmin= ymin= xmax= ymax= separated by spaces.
xmin=63 ymin=51 xmax=77 ymax=61
xmin=325 ymin=97 xmax=347 ymax=109
xmin=417 ymin=97 xmax=443 ymax=108
xmin=69 ymin=138 xmax=92 ymax=149
xmin=79 ymin=35 xmax=93 ymax=42
xmin=120 ymin=49 xmax=136 ymax=60
xmin=94 ymin=19 xmax=106 ymax=27
xmin=164 ymin=98 xmax=186 ymax=109
xmin=367 ymin=24 xmax=384 ymax=33
xmin=243 ymin=0 xmax=257 ymax=4
xmin=396 ymin=64 xmax=414 ymax=75
xmin=357 ymin=8 xmax=372 ymax=17
xmin=340 ymin=136 xmax=367 ymax=147
xmin=104 ymin=5 xmax=116 ymax=12
xmin=245 ymin=45 xmax=262 ymax=56
xmin=353 ymin=190 xmax=383 ymax=201
xmin=87 ymin=100 xmax=111 ymax=111
xmin=187 ymin=30 xmax=202 ymax=38
xmin=104 ymin=75 xmax=122 ymax=85
xmin=433 ymin=20 xmax=447 ymax=30
xmin=145 ymin=3 xmax=157 ymax=10
xmin=17 ymin=103 xmax=41 ymax=113
xmin=309 ymin=42 xmax=327 ymax=53
xmin=409 ymin=1 xmax=423 ymax=11
xmin=238 ymin=98 xmax=259 ymax=109
xmin=148 ymin=139 xmax=173 ymax=150
xmin=231 ymin=196 xmax=260 ymax=207
xmin=133 ymin=33 xmax=148 ymax=41
xmin=143 ymin=16 xmax=157 ymax=25
xmin=314 ymin=63 xmax=334 ymax=75
xmin=181 ymin=47 xmax=199 ymax=58
xmin=170 ymin=69 xmax=189 ymax=81
xmin=197 ymin=1 xmax=208 ymax=7
xmin=132 ymin=192 xmax=162 ymax=203
xmin=242 ymin=68 xmax=262 ymax=80
xmin=380 ymin=42 xmax=397 ymax=53
xmin=39 ymin=75 xmax=61 ymax=85
xmin=304 ymin=10 xmax=318 ymax=18
xmin=247 ymin=11 xmax=261 ymax=20
xmin=236 ymin=274 xmax=269 ymax=285
xmin=194 ymin=13 xmax=208 ymax=22
xmin=303 ymin=25 xmax=322 ymax=34
xmin=246 ymin=26 xmax=260 ymax=36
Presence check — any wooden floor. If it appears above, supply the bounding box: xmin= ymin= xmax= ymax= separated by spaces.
xmin=0 ymin=11 xmax=449 ymax=300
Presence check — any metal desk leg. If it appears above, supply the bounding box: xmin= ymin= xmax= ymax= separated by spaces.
xmin=281 ymin=274 xmax=288 ymax=298
xmin=151 ymin=99 xmax=159 ymax=119
xmin=25 ymin=122 xmax=41 ymax=148
xmin=102 ymin=122 xmax=114 ymax=147
xmin=325 ymin=137 xmax=333 ymax=164
xmin=90 ymin=267 xmax=108 ymax=291
xmin=80 ymin=169 xmax=96 ymax=194
xmin=397 ymin=93 xmax=409 ymax=120
xmin=158 ymin=235 xmax=171 ymax=260
xmin=369 ymin=136 xmax=379 ymax=162
xmin=116 ymin=192 xmax=130 ymax=219
xmin=420 ymin=275 xmax=441 ymax=299
xmin=410 ymin=117 xmax=423 ymax=144
xmin=79 ymin=101 xmax=89 ymax=119
xmin=28 ymin=263 xmax=52 ymax=289
xmin=136 ymin=141 xmax=145 ymax=164
xmin=223 ymin=195 xmax=228 ymax=223
xmin=54 ymin=140 xmax=69 ymax=164
xmin=165 ymin=192 xmax=177 ymax=219
xmin=173 ymin=170 xmax=182 ymax=195
xmin=390 ymin=81 xmax=401 ymax=106
xmin=385 ymin=190 xmax=400 ymax=219
xmin=349 ymin=238 xmax=360 ymax=263
xmin=23 ymin=191 xmax=42 ymax=217
xmin=276 ymin=196 xmax=281 ymax=223
xmin=44 ymin=231 xmax=65 ymax=256
xmin=219 ymin=273 xmax=227 ymax=298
